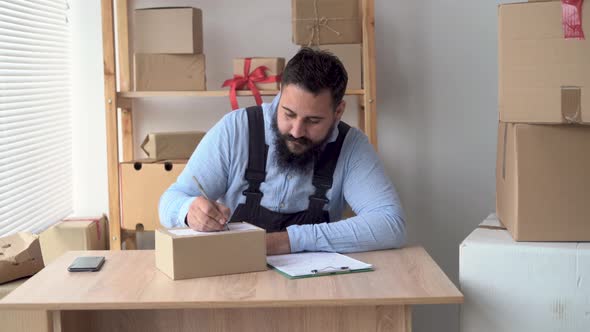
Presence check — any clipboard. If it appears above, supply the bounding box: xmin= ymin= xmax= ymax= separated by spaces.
xmin=266 ymin=252 xmax=374 ymax=279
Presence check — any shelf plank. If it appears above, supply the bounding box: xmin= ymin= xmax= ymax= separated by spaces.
xmin=118 ymin=89 xmax=364 ymax=98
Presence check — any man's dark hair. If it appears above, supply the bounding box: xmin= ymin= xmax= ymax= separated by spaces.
xmin=281 ymin=48 xmax=348 ymax=108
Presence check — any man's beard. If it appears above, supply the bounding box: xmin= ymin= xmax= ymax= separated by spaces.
xmin=271 ymin=113 xmax=336 ymax=174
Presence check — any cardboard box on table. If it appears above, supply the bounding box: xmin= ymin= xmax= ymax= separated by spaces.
xmin=292 ymin=0 xmax=362 ymax=45
xmin=134 ymin=53 xmax=206 ymax=91
xmin=134 ymin=7 xmax=203 ymax=54
xmin=120 ymin=160 xmax=186 ymax=231
xmin=496 ymin=122 xmax=590 ymax=241
xmin=460 ymin=214 xmax=590 ymax=332
xmin=155 ymin=222 xmax=267 ymax=280
xmin=498 ymin=0 xmax=590 ymax=124
xmin=140 ymin=131 xmax=206 ymax=160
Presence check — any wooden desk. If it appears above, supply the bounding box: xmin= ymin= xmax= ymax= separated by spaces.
xmin=0 ymin=246 xmax=462 ymax=332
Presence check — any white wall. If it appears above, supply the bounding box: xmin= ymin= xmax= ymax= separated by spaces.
xmin=71 ymin=0 xmax=109 ymax=216
xmin=71 ymin=1 xmax=498 ymax=331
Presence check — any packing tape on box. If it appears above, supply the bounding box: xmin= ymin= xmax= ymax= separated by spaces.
xmin=561 ymin=0 xmax=585 ymax=39
xmin=62 ymin=217 xmax=103 ymax=241
xmin=561 ymin=87 xmax=582 ymax=123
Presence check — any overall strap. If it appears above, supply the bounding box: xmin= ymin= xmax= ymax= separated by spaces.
xmin=307 ymin=121 xmax=351 ymax=223
xmin=243 ymin=106 xmax=268 ymax=220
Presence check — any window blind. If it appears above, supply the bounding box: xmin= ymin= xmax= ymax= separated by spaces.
xmin=0 ymin=0 xmax=72 ymax=236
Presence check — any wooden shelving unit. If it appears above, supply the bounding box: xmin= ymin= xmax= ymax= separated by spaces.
xmin=101 ymin=0 xmax=377 ymax=250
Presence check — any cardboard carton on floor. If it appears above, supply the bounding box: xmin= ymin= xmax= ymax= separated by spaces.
xmin=120 ymin=160 xmax=186 ymax=231
xmin=498 ymin=1 xmax=590 ymax=123
xmin=318 ymin=44 xmax=362 ymax=89
xmin=0 ymin=233 xmax=44 ymax=284
xmin=292 ymin=0 xmax=361 ymax=45
xmin=134 ymin=7 xmax=203 ymax=54
xmin=496 ymin=122 xmax=590 ymax=241
xmin=155 ymin=222 xmax=267 ymax=280
xmin=141 ymin=131 xmax=206 ymax=160
xmin=39 ymin=216 xmax=108 ymax=265
xmin=460 ymin=214 xmax=590 ymax=332
xmin=134 ymin=53 xmax=206 ymax=91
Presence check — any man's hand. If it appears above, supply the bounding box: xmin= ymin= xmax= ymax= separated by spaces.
xmin=266 ymin=232 xmax=291 ymax=255
xmin=186 ymin=196 xmax=231 ymax=232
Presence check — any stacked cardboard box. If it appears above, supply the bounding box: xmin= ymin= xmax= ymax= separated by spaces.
xmin=496 ymin=0 xmax=590 ymax=241
xmin=120 ymin=160 xmax=186 ymax=231
xmin=291 ymin=0 xmax=364 ymax=90
xmin=134 ymin=7 xmax=206 ymax=91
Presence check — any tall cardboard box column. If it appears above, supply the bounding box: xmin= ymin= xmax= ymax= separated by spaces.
xmin=496 ymin=122 xmax=590 ymax=241
xmin=120 ymin=160 xmax=186 ymax=230
xmin=498 ymin=1 xmax=590 ymax=124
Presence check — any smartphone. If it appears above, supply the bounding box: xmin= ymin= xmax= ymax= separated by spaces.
xmin=67 ymin=256 xmax=105 ymax=272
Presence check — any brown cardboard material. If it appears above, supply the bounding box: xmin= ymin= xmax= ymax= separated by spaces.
xmin=0 ymin=233 xmax=44 ymax=284
xmin=232 ymin=58 xmax=285 ymax=90
xmin=140 ymin=131 xmax=206 ymax=160
xmin=120 ymin=160 xmax=186 ymax=230
xmin=496 ymin=122 xmax=590 ymax=241
xmin=134 ymin=7 xmax=203 ymax=54
xmin=498 ymin=1 xmax=589 ymax=123
xmin=155 ymin=222 xmax=267 ymax=280
xmin=134 ymin=53 xmax=206 ymax=91
xmin=292 ymin=0 xmax=361 ymax=45
xmin=39 ymin=216 xmax=108 ymax=265
xmin=318 ymin=44 xmax=362 ymax=89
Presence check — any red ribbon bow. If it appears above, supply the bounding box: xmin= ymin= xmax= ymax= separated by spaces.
xmin=561 ymin=0 xmax=585 ymax=39
xmin=222 ymin=58 xmax=281 ymax=110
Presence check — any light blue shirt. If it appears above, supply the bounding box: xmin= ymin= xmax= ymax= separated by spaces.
xmin=159 ymin=94 xmax=406 ymax=253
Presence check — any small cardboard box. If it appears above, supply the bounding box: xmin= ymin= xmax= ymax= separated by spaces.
xmin=232 ymin=58 xmax=285 ymax=90
xmin=134 ymin=7 xmax=203 ymax=54
xmin=155 ymin=223 xmax=267 ymax=280
xmin=39 ymin=216 xmax=108 ymax=265
xmin=120 ymin=160 xmax=186 ymax=230
xmin=134 ymin=53 xmax=206 ymax=91
xmin=498 ymin=1 xmax=589 ymax=123
xmin=292 ymin=0 xmax=362 ymax=45
xmin=0 ymin=233 xmax=44 ymax=284
xmin=460 ymin=214 xmax=590 ymax=332
xmin=318 ymin=44 xmax=362 ymax=89
xmin=140 ymin=131 xmax=206 ymax=160
xmin=496 ymin=122 xmax=590 ymax=241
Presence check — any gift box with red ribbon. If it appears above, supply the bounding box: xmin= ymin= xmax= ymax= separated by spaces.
xmin=222 ymin=57 xmax=285 ymax=110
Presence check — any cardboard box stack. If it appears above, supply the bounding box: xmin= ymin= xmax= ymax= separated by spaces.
xmin=120 ymin=160 xmax=186 ymax=231
xmin=461 ymin=2 xmax=590 ymax=330
xmin=496 ymin=0 xmax=590 ymax=241
xmin=134 ymin=7 xmax=206 ymax=91
xmin=291 ymin=1 xmax=364 ymax=89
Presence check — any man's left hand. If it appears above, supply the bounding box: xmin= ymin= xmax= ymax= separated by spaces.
xmin=266 ymin=232 xmax=291 ymax=255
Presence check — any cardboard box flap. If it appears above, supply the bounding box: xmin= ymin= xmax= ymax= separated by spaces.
xmin=0 ymin=232 xmax=44 ymax=284
xmin=160 ymin=222 xmax=265 ymax=239
xmin=140 ymin=131 xmax=206 ymax=160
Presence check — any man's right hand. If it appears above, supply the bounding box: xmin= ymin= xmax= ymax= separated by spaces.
xmin=186 ymin=196 xmax=231 ymax=232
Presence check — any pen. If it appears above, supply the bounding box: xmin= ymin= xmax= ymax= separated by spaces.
xmin=192 ymin=176 xmax=229 ymax=231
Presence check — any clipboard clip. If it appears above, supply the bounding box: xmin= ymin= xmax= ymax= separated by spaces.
xmin=310 ymin=266 xmax=350 ymax=276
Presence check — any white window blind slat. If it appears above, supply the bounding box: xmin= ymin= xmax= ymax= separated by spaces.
xmin=4 ymin=0 xmax=68 ymax=16
xmin=2 ymin=1 xmax=66 ymax=21
xmin=0 ymin=0 xmax=71 ymax=237
xmin=0 ymin=118 xmax=71 ymax=150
